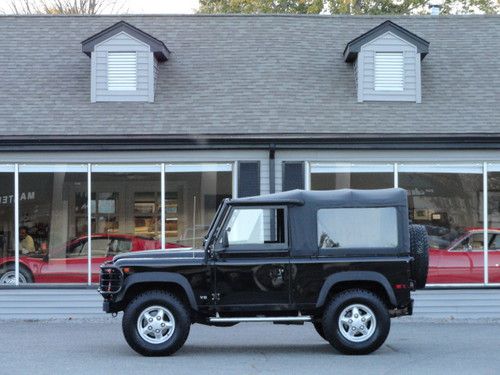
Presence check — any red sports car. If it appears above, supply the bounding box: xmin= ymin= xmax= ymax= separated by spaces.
xmin=0 ymin=234 xmax=184 ymax=284
xmin=428 ymin=228 xmax=500 ymax=284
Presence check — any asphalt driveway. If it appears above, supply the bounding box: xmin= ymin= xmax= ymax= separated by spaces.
xmin=1 ymin=319 xmax=499 ymax=375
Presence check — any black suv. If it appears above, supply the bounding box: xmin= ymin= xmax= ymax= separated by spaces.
xmin=99 ymin=188 xmax=428 ymax=356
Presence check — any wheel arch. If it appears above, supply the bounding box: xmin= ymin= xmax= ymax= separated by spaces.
xmin=316 ymin=271 xmax=397 ymax=309
xmin=119 ymin=272 xmax=198 ymax=311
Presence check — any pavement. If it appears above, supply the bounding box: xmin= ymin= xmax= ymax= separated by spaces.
xmin=2 ymin=318 xmax=499 ymax=375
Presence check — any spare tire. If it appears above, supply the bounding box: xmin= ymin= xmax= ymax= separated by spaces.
xmin=409 ymin=224 xmax=429 ymax=289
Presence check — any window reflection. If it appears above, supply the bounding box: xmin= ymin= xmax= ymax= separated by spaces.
xmin=400 ymin=172 xmax=483 ymax=284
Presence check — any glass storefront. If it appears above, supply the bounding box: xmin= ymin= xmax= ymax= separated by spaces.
xmin=3 ymin=159 xmax=500 ymax=286
xmin=399 ymin=165 xmax=483 ymax=284
xmin=0 ymin=169 xmax=15 ymax=284
xmin=487 ymin=165 xmax=500 ymax=284
xmin=0 ymin=162 xmax=234 ymax=285
xmin=309 ymin=162 xmax=492 ymax=285
xmin=165 ymin=164 xmax=232 ymax=248
xmin=19 ymin=165 xmax=88 ymax=283
xmin=90 ymin=166 xmax=162 ymax=283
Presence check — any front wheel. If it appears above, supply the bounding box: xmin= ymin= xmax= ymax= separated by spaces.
xmin=122 ymin=290 xmax=191 ymax=356
xmin=0 ymin=264 xmax=33 ymax=284
xmin=322 ymin=289 xmax=390 ymax=355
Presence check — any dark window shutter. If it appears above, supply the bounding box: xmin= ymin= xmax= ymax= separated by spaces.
xmin=282 ymin=162 xmax=305 ymax=191
xmin=238 ymin=161 xmax=260 ymax=197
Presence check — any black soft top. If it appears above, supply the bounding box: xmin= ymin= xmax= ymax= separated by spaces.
xmin=229 ymin=188 xmax=409 ymax=257
xmin=230 ymin=188 xmax=408 ymax=208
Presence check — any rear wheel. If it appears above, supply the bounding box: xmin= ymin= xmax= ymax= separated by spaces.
xmin=322 ymin=289 xmax=390 ymax=355
xmin=409 ymin=224 xmax=429 ymax=289
xmin=122 ymin=290 xmax=191 ymax=356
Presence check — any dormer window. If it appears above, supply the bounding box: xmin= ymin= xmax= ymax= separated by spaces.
xmin=344 ymin=21 xmax=429 ymax=103
xmin=82 ymin=21 xmax=169 ymax=103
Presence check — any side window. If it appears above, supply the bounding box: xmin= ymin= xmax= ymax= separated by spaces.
xmin=66 ymin=241 xmax=85 ymax=258
xmin=81 ymin=238 xmax=110 ymax=257
xmin=457 ymin=233 xmax=486 ymax=252
xmin=490 ymin=234 xmax=500 ymax=251
xmin=108 ymin=239 xmax=132 ymax=255
xmin=317 ymin=207 xmax=398 ymax=249
xmin=224 ymin=207 xmax=286 ymax=248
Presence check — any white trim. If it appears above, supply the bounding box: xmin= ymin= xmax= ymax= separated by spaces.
xmin=90 ymin=52 xmax=96 ymax=103
xmin=91 ymin=164 xmax=161 ymax=173
xmin=304 ymin=162 xmax=311 ymax=190
xmin=398 ymin=163 xmax=483 ymax=174
xmin=19 ymin=164 xmax=87 ymax=173
xmin=487 ymin=163 xmax=500 ymax=172
xmin=415 ymin=53 xmax=422 ymax=103
xmin=87 ymin=164 xmax=92 ymax=286
xmin=483 ymin=162 xmax=489 ymax=284
xmin=165 ymin=163 xmax=233 ymax=173
xmin=14 ymin=164 xmax=19 ymax=286
xmin=394 ymin=162 xmax=399 ymax=188
xmin=232 ymin=162 xmax=238 ymax=198
xmin=310 ymin=162 xmax=394 ymax=174
xmin=161 ymin=163 xmax=166 ymax=251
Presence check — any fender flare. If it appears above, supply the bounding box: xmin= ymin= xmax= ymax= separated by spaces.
xmin=315 ymin=271 xmax=397 ymax=308
xmin=118 ymin=272 xmax=198 ymax=311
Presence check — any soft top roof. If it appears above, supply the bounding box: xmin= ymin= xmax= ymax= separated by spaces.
xmin=229 ymin=188 xmax=407 ymax=208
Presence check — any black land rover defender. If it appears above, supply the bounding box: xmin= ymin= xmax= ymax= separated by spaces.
xmin=99 ymin=188 xmax=429 ymax=356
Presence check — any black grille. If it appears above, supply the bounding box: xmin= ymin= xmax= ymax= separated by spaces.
xmin=99 ymin=266 xmax=123 ymax=294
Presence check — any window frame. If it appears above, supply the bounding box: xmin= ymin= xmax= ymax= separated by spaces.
xmin=217 ymin=205 xmax=289 ymax=254
xmin=316 ymin=206 xmax=401 ymax=255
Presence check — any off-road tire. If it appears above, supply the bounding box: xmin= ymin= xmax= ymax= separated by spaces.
xmin=322 ymin=289 xmax=390 ymax=355
xmin=122 ymin=290 xmax=191 ymax=356
xmin=313 ymin=321 xmax=327 ymax=341
xmin=409 ymin=224 xmax=429 ymax=289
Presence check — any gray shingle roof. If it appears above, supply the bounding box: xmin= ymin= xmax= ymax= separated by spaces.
xmin=0 ymin=14 xmax=498 ymax=139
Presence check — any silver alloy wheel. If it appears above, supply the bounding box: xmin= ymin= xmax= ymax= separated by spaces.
xmin=136 ymin=305 xmax=176 ymax=344
xmin=338 ymin=304 xmax=376 ymax=343
xmin=0 ymin=271 xmax=28 ymax=284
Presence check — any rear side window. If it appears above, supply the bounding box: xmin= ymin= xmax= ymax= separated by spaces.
xmin=317 ymin=207 xmax=398 ymax=249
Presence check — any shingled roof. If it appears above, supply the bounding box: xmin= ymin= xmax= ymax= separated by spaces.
xmin=0 ymin=15 xmax=498 ymax=141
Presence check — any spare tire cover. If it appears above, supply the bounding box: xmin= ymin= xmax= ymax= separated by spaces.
xmin=409 ymin=224 xmax=429 ymax=289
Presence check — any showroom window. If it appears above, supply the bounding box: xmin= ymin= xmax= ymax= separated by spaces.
xmin=487 ymin=163 xmax=500 ymax=284
xmin=0 ymin=162 xmax=235 ymax=286
xmin=398 ymin=164 xmax=484 ymax=284
xmin=0 ymin=166 xmax=15 ymax=284
xmin=91 ymin=165 xmax=161 ymax=284
xmin=18 ymin=164 xmax=88 ymax=284
xmin=310 ymin=163 xmax=394 ymax=190
xmin=165 ymin=164 xmax=233 ymax=248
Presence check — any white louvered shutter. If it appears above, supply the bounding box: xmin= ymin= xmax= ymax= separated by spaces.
xmin=107 ymin=52 xmax=137 ymax=91
xmin=374 ymin=52 xmax=404 ymax=91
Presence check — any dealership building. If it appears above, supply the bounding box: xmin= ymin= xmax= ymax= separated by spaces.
xmin=0 ymin=14 xmax=499 ymax=318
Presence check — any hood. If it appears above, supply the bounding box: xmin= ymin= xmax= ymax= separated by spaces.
xmin=112 ymin=247 xmax=205 ymax=263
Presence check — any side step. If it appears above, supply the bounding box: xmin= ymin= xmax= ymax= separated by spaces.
xmin=209 ymin=316 xmax=312 ymax=323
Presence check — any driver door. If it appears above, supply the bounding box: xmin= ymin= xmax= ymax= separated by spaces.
xmin=212 ymin=206 xmax=290 ymax=309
